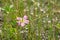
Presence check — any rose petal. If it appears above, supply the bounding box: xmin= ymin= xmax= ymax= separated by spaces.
xmin=21 ymin=23 xmax=25 ymax=27
xmin=17 ymin=21 xmax=21 ymax=25
xmin=17 ymin=17 xmax=22 ymax=20
xmin=24 ymin=20 xmax=29 ymax=24
xmin=23 ymin=15 xmax=28 ymax=20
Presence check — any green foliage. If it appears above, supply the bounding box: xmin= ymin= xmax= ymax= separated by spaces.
xmin=0 ymin=0 xmax=60 ymax=40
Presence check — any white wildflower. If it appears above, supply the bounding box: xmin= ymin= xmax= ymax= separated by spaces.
xmin=35 ymin=7 xmax=37 ymax=10
xmin=31 ymin=0 xmax=35 ymax=2
xmin=0 ymin=30 xmax=2 ymax=34
xmin=30 ymin=12 xmax=34 ymax=15
xmin=20 ymin=31 xmax=24 ymax=33
xmin=48 ymin=20 xmax=51 ymax=23
xmin=37 ymin=2 xmax=40 ymax=7
xmin=10 ymin=4 xmax=14 ymax=8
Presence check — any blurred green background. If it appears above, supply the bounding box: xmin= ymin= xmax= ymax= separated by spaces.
xmin=0 ymin=0 xmax=60 ymax=40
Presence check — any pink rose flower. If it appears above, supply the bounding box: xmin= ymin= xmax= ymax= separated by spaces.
xmin=16 ymin=15 xmax=29 ymax=27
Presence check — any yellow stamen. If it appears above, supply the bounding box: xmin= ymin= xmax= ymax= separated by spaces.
xmin=20 ymin=18 xmax=24 ymax=22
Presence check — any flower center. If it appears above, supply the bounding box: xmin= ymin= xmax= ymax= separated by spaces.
xmin=20 ymin=18 xmax=24 ymax=23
